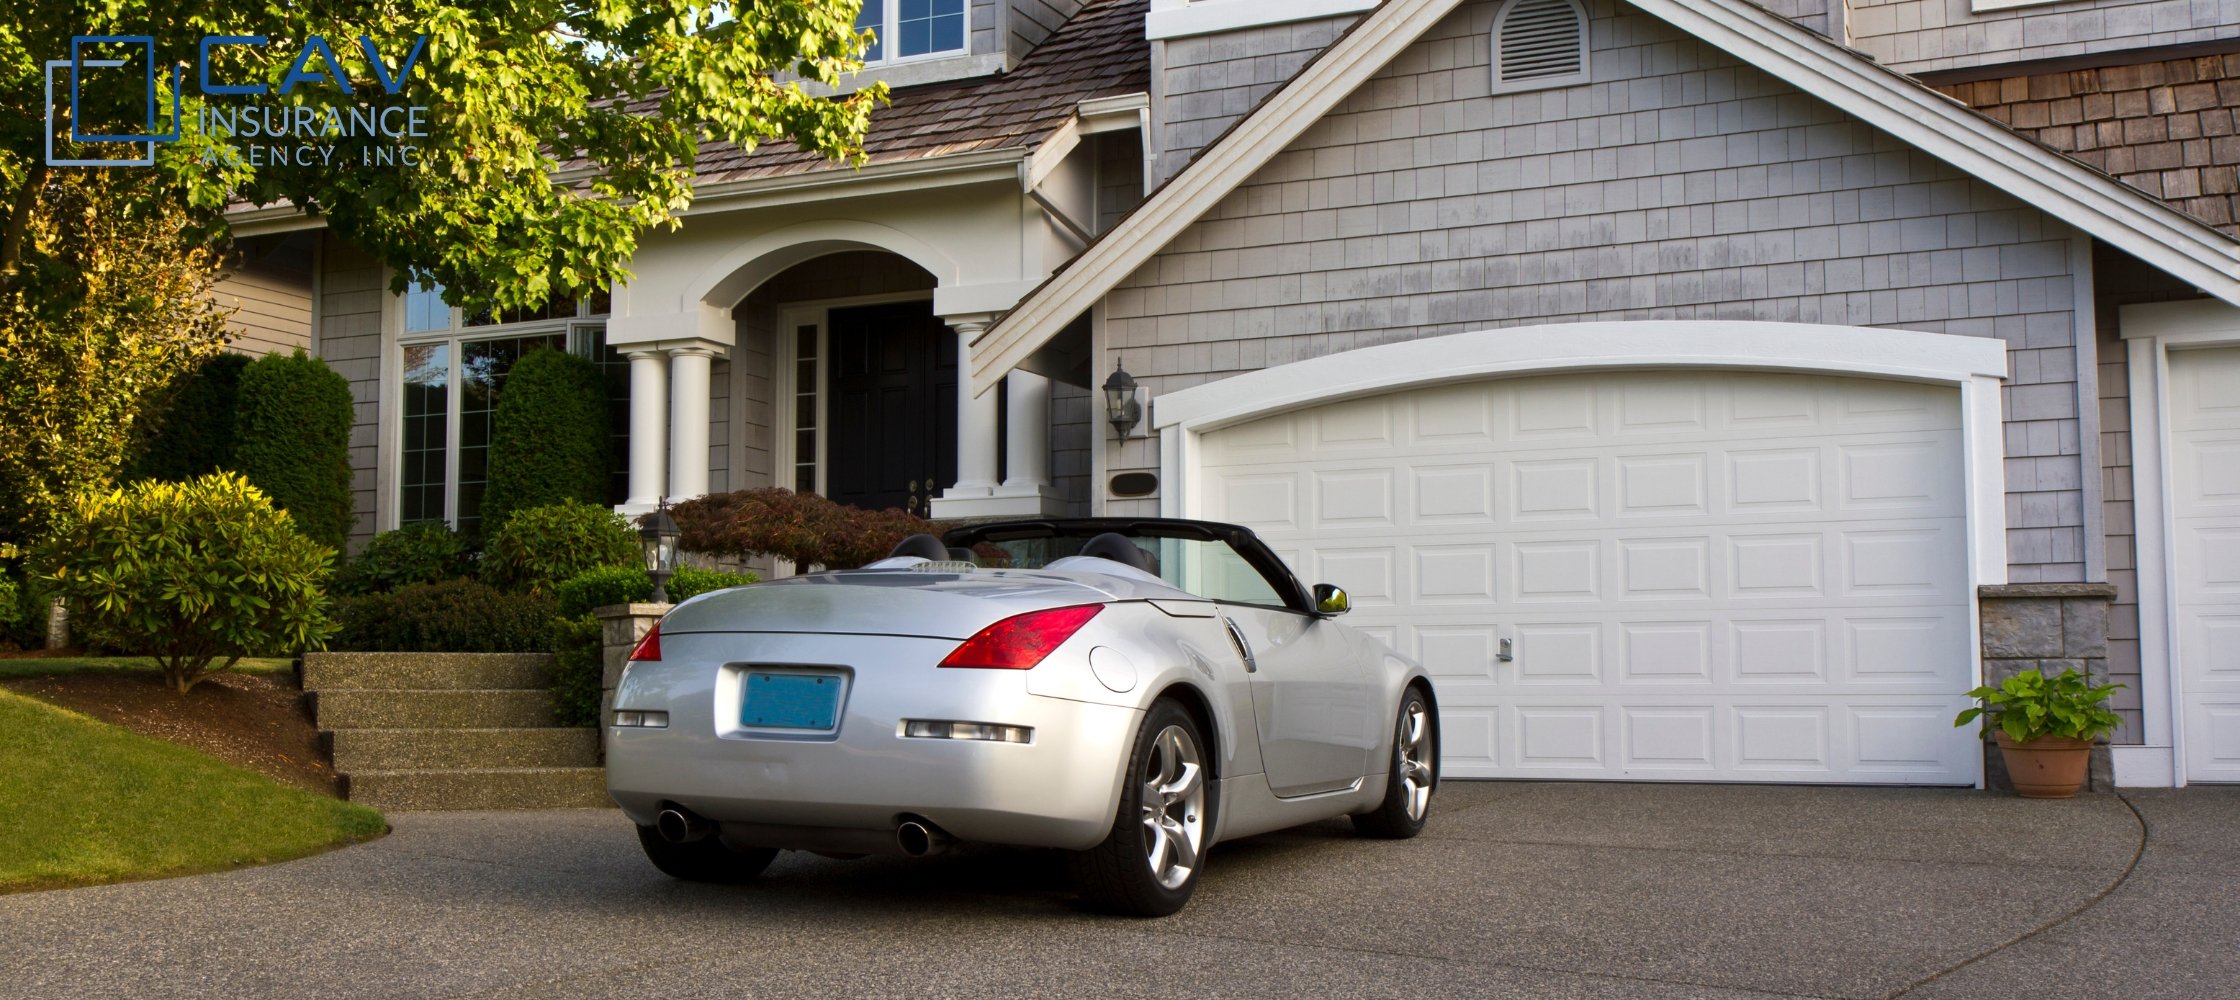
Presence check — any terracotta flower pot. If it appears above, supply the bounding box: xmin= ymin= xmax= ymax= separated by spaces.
xmin=1995 ymin=732 xmax=2093 ymax=799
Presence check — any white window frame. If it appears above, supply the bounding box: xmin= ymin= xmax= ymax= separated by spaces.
xmin=1489 ymin=0 xmax=1592 ymax=95
xmin=856 ymin=0 xmax=971 ymax=67
xmin=382 ymin=278 xmax=611 ymax=532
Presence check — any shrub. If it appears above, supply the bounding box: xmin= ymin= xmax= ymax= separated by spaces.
xmin=125 ymin=352 xmax=250 ymax=483
xmin=483 ymin=501 xmax=639 ymax=594
xmin=330 ymin=578 xmax=555 ymax=653
xmin=0 ymin=573 xmax=19 ymax=650
xmin=551 ymin=564 xmax=759 ymax=617
xmin=546 ymin=565 xmax=757 ymax=725
xmin=335 ymin=522 xmax=475 ymax=595
xmin=479 ymin=348 xmax=611 ymax=535
xmin=233 ymin=350 xmax=357 ymax=552
xmin=671 ymin=488 xmax=946 ymax=569
xmin=34 ymin=473 xmax=336 ymax=692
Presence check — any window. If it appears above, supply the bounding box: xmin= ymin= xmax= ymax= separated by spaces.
xmin=1491 ymin=0 xmax=1589 ymax=93
xmin=396 ymin=282 xmax=624 ymax=537
xmin=854 ymin=0 xmax=967 ymax=63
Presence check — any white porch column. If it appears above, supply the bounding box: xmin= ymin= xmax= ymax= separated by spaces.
xmin=943 ymin=317 xmax=1000 ymax=500
xmin=667 ymin=346 xmax=716 ymax=500
xmin=998 ymin=370 xmax=1054 ymax=496
xmin=623 ymin=350 xmax=669 ymax=511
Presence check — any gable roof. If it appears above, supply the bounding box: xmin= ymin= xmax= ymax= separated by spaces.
xmin=682 ymin=0 xmax=1148 ymax=186
xmin=970 ymin=0 xmax=2240 ymax=394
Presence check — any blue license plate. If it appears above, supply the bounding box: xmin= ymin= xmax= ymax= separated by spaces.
xmin=742 ymin=672 xmax=842 ymax=730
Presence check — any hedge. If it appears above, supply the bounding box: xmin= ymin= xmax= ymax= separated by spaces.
xmin=335 ymin=522 xmax=475 ymax=596
xmin=547 ymin=565 xmax=758 ymax=726
xmin=233 ymin=351 xmax=356 ymax=552
xmin=482 ymin=501 xmax=639 ymax=594
xmin=330 ymin=579 xmax=555 ymax=654
xmin=126 ymin=352 xmax=249 ymax=483
xmin=479 ymin=348 xmax=610 ymax=535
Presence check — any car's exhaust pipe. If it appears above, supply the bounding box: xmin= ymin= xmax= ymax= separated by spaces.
xmin=657 ymin=806 xmax=715 ymax=844
xmin=896 ymin=818 xmax=954 ymax=857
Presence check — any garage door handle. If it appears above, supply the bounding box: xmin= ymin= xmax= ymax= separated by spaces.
xmin=1224 ymin=619 xmax=1256 ymax=673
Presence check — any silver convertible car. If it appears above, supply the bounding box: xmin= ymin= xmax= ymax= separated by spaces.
xmin=606 ymin=518 xmax=1439 ymax=916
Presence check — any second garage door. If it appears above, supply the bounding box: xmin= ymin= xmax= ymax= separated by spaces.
xmin=1196 ymin=369 xmax=1979 ymax=784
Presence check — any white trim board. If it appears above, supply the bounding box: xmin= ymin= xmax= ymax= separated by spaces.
xmin=969 ymin=0 xmax=2240 ymax=396
xmin=2118 ymin=298 xmax=2240 ymax=786
xmin=1146 ymin=0 xmax=1380 ymax=40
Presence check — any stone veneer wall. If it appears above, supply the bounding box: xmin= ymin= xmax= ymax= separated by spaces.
xmin=1937 ymin=51 xmax=2240 ymax=234
xmin=1977 ymin=583 xmax=2118 ymax=790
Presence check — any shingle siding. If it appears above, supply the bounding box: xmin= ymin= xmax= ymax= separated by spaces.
xmin=1938 ymin=53 xmax=2240 ymax=233
xmin=1850 ymin=0 xmax=2240 ymax=76
xmin=315 ymin=235 xmax=384 ymax=551
xmin=1106 ymin=0 xmax=2095 ymax=579
xmin=1154 ymin=14 xmax=1363 ymax=186
xmin=216 ymin=233 xmax=314 ymax=358
xmin=1753 ymin=0 xmax=1839 ymax=40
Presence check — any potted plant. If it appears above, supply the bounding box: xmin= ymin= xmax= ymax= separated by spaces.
xmin=1954 ymin=668 xmax=2123 ymax=799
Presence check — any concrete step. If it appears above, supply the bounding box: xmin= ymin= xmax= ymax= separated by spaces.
xmin=341 ymin=767 xmax=611 ymax=810
xmin=314 ymin=689 xmax=559 ymax=730
xmin=327 ymin=728 xmax=600 ymax=771
xmin=303 ymin=652 xmax=554 ymax=691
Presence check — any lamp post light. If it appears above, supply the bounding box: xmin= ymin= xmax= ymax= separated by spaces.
xmin=639 ymin=499 xmax=681 ymax=604
xmin=1103 ymin=359 xmax=1141 ymax=438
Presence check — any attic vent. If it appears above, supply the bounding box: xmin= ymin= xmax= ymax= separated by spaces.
xmin=1492 ymin=0 xmax=1590 ymax=92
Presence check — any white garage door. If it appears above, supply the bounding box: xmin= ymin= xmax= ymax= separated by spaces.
xmin=1199 ymin=369 xmax=1979 ymax=784
xmin=2171 ymin=347 xmax=2240 ymax=783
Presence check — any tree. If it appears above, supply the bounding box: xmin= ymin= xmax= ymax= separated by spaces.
xmin=7 ymin=1 xmax=888 ymax=315
xmin=480 ymin=347 xmax=611 ymax=534
xmin=0 ymin=171 xmax=229 ymax=546
xmin=233 ymin=350 xmax=358 ymax=552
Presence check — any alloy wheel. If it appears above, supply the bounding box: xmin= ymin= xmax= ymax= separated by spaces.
xmin=1139 ymin=724 xmax=1206 ymax=890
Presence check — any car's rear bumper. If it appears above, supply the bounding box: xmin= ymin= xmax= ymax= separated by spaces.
xmin=606 ymin=633 xmax=1140 ymax=852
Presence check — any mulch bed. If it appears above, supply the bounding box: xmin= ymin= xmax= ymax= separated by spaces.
xmin=1 ymin=668 xmax=341 ymax=797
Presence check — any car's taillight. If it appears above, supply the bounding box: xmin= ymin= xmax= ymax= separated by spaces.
xmin=628 ymin=621 xmax=663 ymax=662
xmin=938 ymin=605 xmax=1102 ymax=670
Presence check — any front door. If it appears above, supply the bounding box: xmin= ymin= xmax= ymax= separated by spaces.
xmin=825 ymin=302 xmax=957 ymax=515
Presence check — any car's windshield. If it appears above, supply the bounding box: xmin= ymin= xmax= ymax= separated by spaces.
xmin=979 ymin=531 xmax=1288 ymax=608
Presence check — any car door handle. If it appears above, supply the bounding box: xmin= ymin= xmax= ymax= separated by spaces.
xmin=1223 ymin=618 xmax=1256 ymax=673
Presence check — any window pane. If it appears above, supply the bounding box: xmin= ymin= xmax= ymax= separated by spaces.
xmin=405 ymin=282 xmax=448 ymax=333
xmin=897 ymin=0 xmax=961 ymax=56
xmin=399 ymin=343 xmax=450 ymax=525
xmin=856 ymin=0 xmax=884 ymax=61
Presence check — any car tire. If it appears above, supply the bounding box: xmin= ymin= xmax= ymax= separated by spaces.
xmin=1352 ymin=686 xmax=1436 ymax=839
xmin=1070 ymin=700 xmax=1214 ymax=917
xmin=634 ymin=824 xmax=779 ymax=883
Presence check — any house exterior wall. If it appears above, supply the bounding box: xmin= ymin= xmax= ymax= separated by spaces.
xmin=1937 ymin=52 xmax=2240 ymax=233
xmin=1849 ymin=0 xmax=2240 ymax=76
xmin=1102 ymin=0 xmax=2095 ymax=585
xmin=314 ymin=234 xmax=385 ymax=551
xmin=216 ymin=233 xmax=314 ymax=358
xmin=1753 ymin=0 xmax=1839 ymax=40
xmin=1153 ymin=14 xmax=1362 ymax=186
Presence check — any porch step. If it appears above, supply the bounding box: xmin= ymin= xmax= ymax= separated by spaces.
xmin=303 ymin=652 xmax=552 ymax=691
xmin=327 ymin=728 xmax=601 ymax=771
xmin=341 ymin=768 xmax=610 ymax=811
xmin=312 ymin=689 xmax=559 ymax=730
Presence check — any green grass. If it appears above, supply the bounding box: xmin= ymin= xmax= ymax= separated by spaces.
xmin=0 ymin=656 xmax=294 ymax=681
xmin=0 ymin=689 xmax=385 ymax=893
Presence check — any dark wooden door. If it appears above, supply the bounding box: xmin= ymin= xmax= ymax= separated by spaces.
xmin=825 ymin=302 xmax=956 ymax=515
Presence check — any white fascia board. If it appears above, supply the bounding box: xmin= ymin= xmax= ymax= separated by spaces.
xmin=680 ymin=147 xmax=1030 ymax=218
xmin=1147 ymin=0 xmax=1381 ymax=40
xmin=1631 ymin=0 xmax=2240 ymax=304
xmin=226 ymin=203 xmax=324 ymax=236
xmin=971 ymin=0 xmax=1469 ymax=394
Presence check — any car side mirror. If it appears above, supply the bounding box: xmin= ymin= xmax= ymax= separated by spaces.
xmin=1313 ymin=584 xmax=1350 ymax=616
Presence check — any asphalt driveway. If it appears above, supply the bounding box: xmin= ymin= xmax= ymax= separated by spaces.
xmin=3 ymin=782 xmax=2234 ymax=998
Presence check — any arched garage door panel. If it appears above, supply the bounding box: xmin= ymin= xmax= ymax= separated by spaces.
xmin=1199 ymin=370 xmax=1978 ymax=785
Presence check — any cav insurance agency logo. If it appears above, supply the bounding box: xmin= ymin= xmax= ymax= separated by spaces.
xmin=45 ymin=34 xmax=431 ymax=168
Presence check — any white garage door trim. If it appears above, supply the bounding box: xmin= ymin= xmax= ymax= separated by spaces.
xmin=2121 ymin=300 xmax=2240 ymax=787
xmin=1151 ymin=321 xmax=2010 ymax=786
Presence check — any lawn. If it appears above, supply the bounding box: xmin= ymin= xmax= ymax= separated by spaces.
xmin=0 ymin=689 xmax=385 ymax=893
xmin=0 ymin=656 xmax=294 ymax=681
